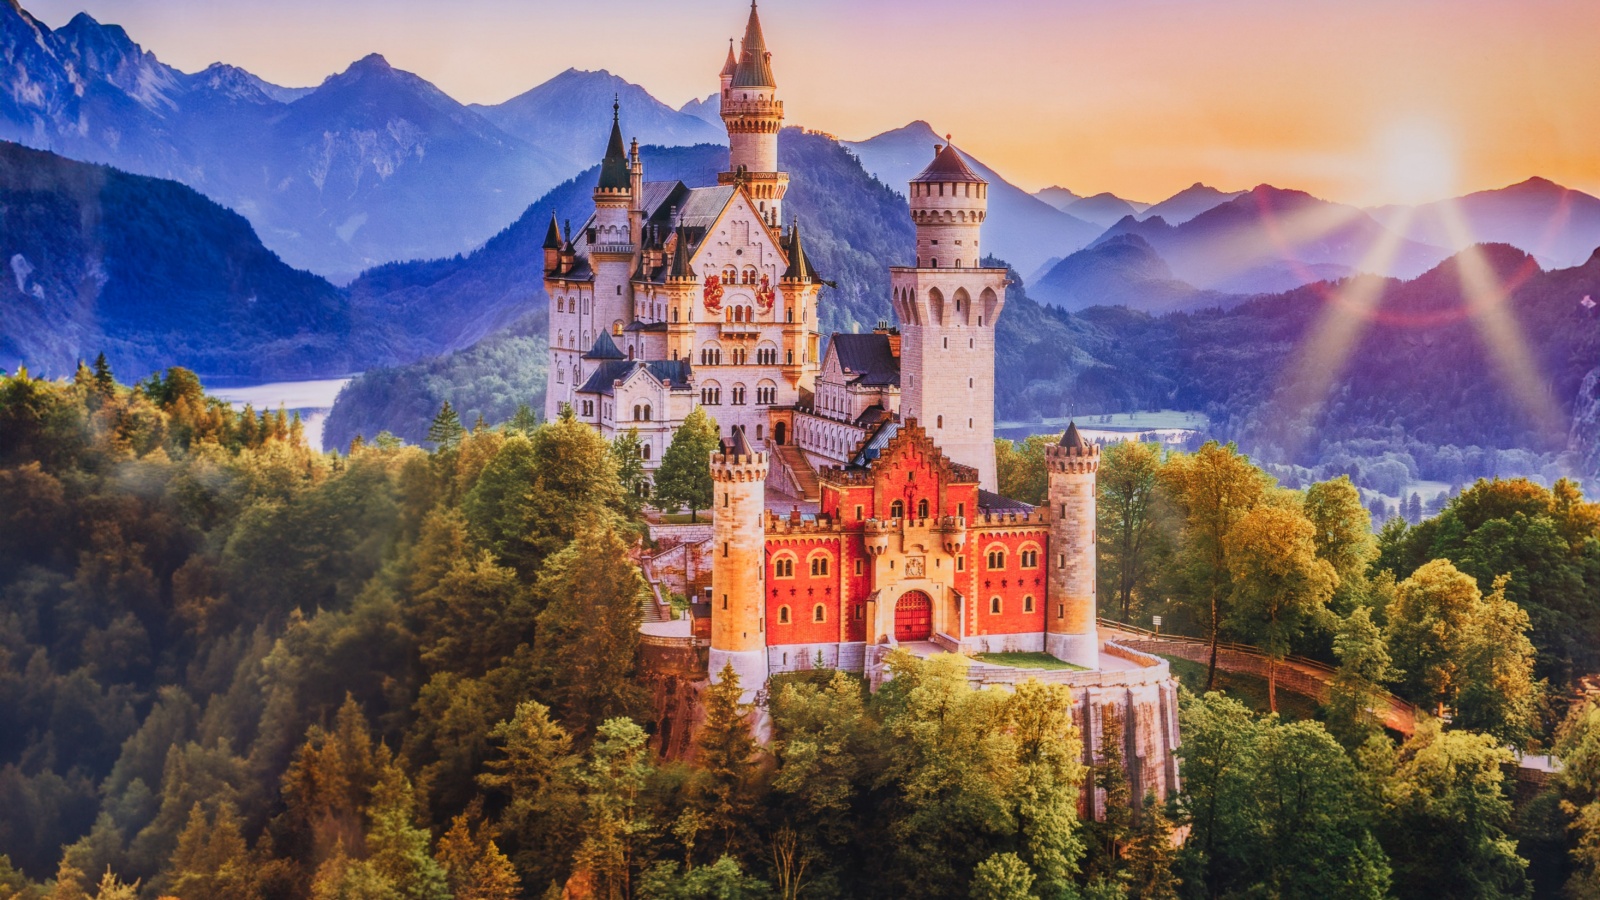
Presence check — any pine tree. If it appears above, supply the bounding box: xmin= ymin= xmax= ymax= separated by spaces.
xmin=437 ymin=805 xmax=521 ymax=900
xmin=574 ymin=718 xmax=657 ymax=900
xmin=1407 ymin=492 xmax=1423 ymax=524
xmin=694 ymin=665 xmax=759 ymax=858
xmin=477 ymin=700 xmax=583 ymax=893
xmin=1123 ymin=796 xmax=1180 ymax=900
xmin=653 ymin=407 xmax=721 ymax=522
xmin=1086 ymin=707 xmax=1133 ymax=880
xmin=429 ymin=401 xmax=465 ymax=451
xmin=367 ymin=761 xmax=450 ymax=900
xmin=507 ymin=404 xmax=540 ymax=435
xmin=91 ymin=353 xmax=115 ymax=398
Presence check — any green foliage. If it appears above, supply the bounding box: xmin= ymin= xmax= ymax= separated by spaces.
xmin=1378 ymin=719 xmax=1530 ymax=899
xmin=693 ymin=667 xmax=760 ymax=859
xmin=427 ymin=402 xmax=465 ymax=451
xmin=654 ymin=407 xmax=721 ymax=522
xmin=1555 ymin=699 xmax=1600 ymax=899
xmin=970 ymin=852 xmax=1035 ymax=900
xmin=639 ymin=856 xmax=772 ymax=900
xmin=1096 ymin=439 xmax=1169 ymax=624
xmin=1176 ymin=692 xmax=1389 ymax=899
xmin=995 ymin=435 xmax=1052 ymax=506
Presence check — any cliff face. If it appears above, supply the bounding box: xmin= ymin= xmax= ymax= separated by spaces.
xmin=1569 ymin=366 xmax=1600 ymax=485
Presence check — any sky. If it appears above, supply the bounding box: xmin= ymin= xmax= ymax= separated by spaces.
xmin=24 ymin=0 xmax=1600 ymax=206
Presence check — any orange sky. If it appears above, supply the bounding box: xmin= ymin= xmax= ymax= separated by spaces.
xmin=26 ymin=0 xmax=1600 ymax=205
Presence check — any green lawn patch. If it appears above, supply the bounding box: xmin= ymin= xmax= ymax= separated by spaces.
xmin=973 ymin=652 xmax=1086 ymax=671
xmin=1158 ymin=654 xmax=1322 ymax=722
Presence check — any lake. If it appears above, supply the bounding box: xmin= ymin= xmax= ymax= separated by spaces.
xmin=210 ymin=377 xmax=353 ymax=452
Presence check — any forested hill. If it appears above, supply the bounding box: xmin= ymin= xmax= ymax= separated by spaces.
xmin=0 ymin=141 xmax=380 ymax=381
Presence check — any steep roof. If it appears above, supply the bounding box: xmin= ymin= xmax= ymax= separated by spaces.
xmin=542 ymin=213 xmax=562 ymax=250
xmin=911 ymin=141 xmax=985 ymax=185
xmin=731 ymin=3 xmax=775 ymax=88
xmin=720 ymin=39 xmax=738 ymax=78
xmin=978 ymin=490 xmax=1034 ymax=512
xmin=597 ymin=101 xmax=631 ymax=191
xmin=1060 ymin=421 xmax=1085 ymax=449
xmin=783 ymin=218 xmax=816 ymax=281
xmin=829 ymin=333 xmax=900 ymax=387
xmin=577 ymin=359 xmax=693 ymax=397
xmin=582 ymin=329 xmax=626 ymax=361
xmin=726 ymin=424 xmax=752 ymax=456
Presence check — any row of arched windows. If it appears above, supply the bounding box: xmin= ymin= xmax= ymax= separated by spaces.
xmin=773 ymin=551 xmax=832 ymax=578
xmin=776 ymin=604 xmax=828 ymax=624
xmin=987 ymin=595 xmax=1036 ymax=615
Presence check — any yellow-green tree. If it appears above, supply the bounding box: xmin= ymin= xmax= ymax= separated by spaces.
xmin=1555 ymin=699 xmax=1600 ymax=899
xmin=1224 ymin=502 xmax=1337 ymax=711
xmin=653 ymin=407 xmax=721 ymax=522
xmin=1096 ymin=439 xmax=1168 ymax=623
xmin=1160 ymin=442 xmax=1271 ymax=688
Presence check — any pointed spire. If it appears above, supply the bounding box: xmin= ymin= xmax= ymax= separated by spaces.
xmin=783 ymin=217 xmax=815 ymax=281
xmin=671 ymin=224 xmax=696 ymax=280
xmin=597 ymin=96 xmax=630 ymax=191
xmin=727 ymin=424 xmax=752 ymax=457
xmin=731 ymin=2 xmax=775 ymax=88
xmin=542 ymin=212 xmax=562 ymax=250
xmin=1060 ymin=421 xmax=1085 ymax=450
xmin=720 ymin=38 xmax=738 ymax=78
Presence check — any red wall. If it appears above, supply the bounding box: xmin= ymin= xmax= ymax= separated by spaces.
xmin=766 ymin=535 xmax=844 ymax=646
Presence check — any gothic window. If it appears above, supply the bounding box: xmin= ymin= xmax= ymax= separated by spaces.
xmin=917 ymin=499 xmax=929 ymax=519
xmin=890 ymin=500 xmax=905 ymax=519
xmin=813 ymin=604 xmax=826 ymax=623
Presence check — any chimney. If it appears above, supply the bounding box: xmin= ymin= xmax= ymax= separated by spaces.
xmin=888 ymin=329 xmax=902 ymax=358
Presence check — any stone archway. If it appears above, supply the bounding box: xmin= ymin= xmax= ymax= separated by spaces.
xmin=894 ymin=591 xmax=933 ymax=642
xmin=774 ymin=421 xmax=786 ymax=446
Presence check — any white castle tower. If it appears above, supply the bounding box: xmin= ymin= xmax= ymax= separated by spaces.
xmin=1046 ymin=422 xmax=1100 ymax=669
xmin=719 ymin=2 xmax=787 ymax=227
xmin=889 ymin=140 xmax=1007 ymax=490
xmin=709 ymin=426 xmax=769 ymax=701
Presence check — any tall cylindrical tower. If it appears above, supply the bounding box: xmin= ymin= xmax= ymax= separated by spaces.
xmin=890 ymin=140 xmax=1007 ymax=490
xmin=719 ymin=2 xmax=787 ymax=227
xmin=1045 ymin=422 xmax=1099 ymax=669
xmin=709 ymin=426 xmax=769 ymax=701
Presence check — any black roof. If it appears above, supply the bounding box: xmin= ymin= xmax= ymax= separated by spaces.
xmin=725 ymin=424 xmax=752 ymax=456
xmin=1061 ymin=421 xmax=1085 ymax=449
xmin=582 ymin=330 xmax=626 ymax=361
xmin=829 ymin=333 xmax=900 ymax=387
xmin=542 ymin=213 xmax=562 ymax=250
xmin=597 ymin=102 xmax=630 ymax=191
xmin=783 ymin=218 xmax=816 ymax=281
xmin=576 ymin=359 xmax=694 ymax=397
xmin=979 ymin=490 xmax=1035 ymax=512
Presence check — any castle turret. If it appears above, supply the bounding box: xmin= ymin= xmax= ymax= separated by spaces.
xmin=890 ymin=140 xmax=1007 ymax=490
xmin=592 ymin=100 xmax=639 ymax=334
xmin=719 ymin=2 xmax=787 ymax=227
xmin=542 ymin=212 xmax=562 ymax=273
xmin=709 ymin=426 xmax=769 ymax=700
xmin=719 ymin=37 xmax=737 ymax=96
xmin=1045 ymin=422 xmax=1099 ymax=668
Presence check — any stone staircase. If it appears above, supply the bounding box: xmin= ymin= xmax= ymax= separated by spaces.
xmin=640 ymin=595 xmax=668 ymax=624
xmin=773 ymin=444 xmax=821 ymax=501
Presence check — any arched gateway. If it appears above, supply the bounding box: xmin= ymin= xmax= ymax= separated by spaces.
xmin=894 ymin=591 xmax=933 ymax=642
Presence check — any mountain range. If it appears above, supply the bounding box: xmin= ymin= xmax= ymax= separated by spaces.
xmin=1370 ymin=177 xmax=1600 ymax=270
xmin=843 ymin=121 xmax=1103 ymax=276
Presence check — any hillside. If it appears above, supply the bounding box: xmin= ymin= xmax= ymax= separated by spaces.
xmin=1030 ymin=233 xmax=1239 ymax=313
xmin=0 ymin=141 xmax=379 ymax=380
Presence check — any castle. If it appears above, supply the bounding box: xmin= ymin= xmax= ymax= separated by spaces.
xmin=553 ymin=3 xmax=1181 ymax=807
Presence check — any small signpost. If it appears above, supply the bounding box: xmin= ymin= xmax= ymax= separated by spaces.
xmin=1151 ymin=615 xmax=1163 ymax=635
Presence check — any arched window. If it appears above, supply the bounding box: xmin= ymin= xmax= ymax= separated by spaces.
xmin=775 ymin=556 xmax=795 ymax=578
xmin=917 ymin=499 xmax=929 ymax=519
xmin=641 ymin=444 xmax=651 ymax=460
xmin=778 ymin=606 xmax=791 ymax=624
xmin=810 ymin=555 xmax=830 ymax=577
xmin=990 ymin=597 xmax=1001 ymax=614
xmin=643 ymin=404 xmax=652 ymax=421
xmin=890 ymin=500 xmax=905 ymax=519
xmin=1020 ymin=548 xmax=1039 ymax=568
xmin=987 ymin=549 xmax=1006 ymax=570
xmin=633 ymin=404 xmax=642 ymax=421
xmin=813 ymin=604 xmax=826 ymax=623
xmin=1024 ymin=595 xmax=1035 ymax=613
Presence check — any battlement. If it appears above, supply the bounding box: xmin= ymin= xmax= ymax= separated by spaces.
xmin=711 ymin=451 xmax=768 ymax=482
xmin=1046 ymin=441 xmax=1101 ymax=474
xmin=973 ymin=509 xmax=1051 ymax=527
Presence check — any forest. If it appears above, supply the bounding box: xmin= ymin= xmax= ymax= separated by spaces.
xmin=3 ymin=363 xmax=1600 ymax=899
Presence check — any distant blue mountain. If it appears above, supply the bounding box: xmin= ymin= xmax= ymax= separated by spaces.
xmin=844 ymin=121 xmax=1103 ymax=276
xmin=472 ymin=69 xmax=726 ymax=174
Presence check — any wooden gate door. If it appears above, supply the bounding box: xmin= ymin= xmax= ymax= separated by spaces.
xmin=894 ymin=591 xmax=933 ymax=642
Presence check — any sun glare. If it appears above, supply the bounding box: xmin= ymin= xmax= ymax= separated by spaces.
xmin=1374 ymin=120 xmax=1458 ymax=206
